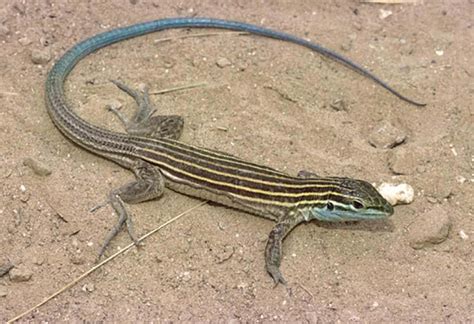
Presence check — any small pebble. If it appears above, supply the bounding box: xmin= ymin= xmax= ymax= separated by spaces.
xmin=138 ymin=83 xmax=147 ymax=92
xmin=236 ymin=61 xmax=248 ymax=71
xmin=340 ymin=40 xmax=352 ymax=52
xmin=369 ymin=301 xmax=379 ymax=311
xmin=23 ymin=158 xmax=52 ymax=176
xmin=455 ymin=175 xmax=466 ymax=184
xmin=180 ymin=271 xmax=191 ymax=282
xmin=31 ymin=48 xmax=51 ymax=64
xmin=388 ymin=147 xmax=422 ymax=175
xmin=428 ymin=178 xmax=454 ymax=200
xmin=0 ymin=286 xmax=7 ymax=297
xmin=214 ymin=245 xmax=234 ymax=264
xmin=106 ymin=99 xmax=122 ymax=111
xmin=377 ymin=183 xmax=414 ymax=206
xmin=408 ymin=205 xmax=451 ymax=250
xmin=379 ymin=9 xmax=392 ymax=19
xmin=18 ymin=36 xmax=31 ymax=46
xmin=85 ymin=78 xmax=97 ymax=85
xmin=458 ymin=230 xmax=468 ymax=240
xmin=40 ymin=36 xmax=50 ymax=47
xmin=236 ymin=282 xmax=247 ymax=290
xmin=162 ymin=58 xmax=175 ymax=68
xmin=368 ymin=121 xmax=406 ymax=149
xmin=9 ymin=267 xmax=33 ymax=282
xmin=20 ymin=192 xmax=30 ymax=203
xmin=216 ymin=57 xmax=232 ymax=68
xmin=330 ymin=99 xmax=347 ymax=111
xmin=426 ymin=196 xmax=438 ymax=204
xmin=82 ymin=283 xmax=95 ymax=292
xmin=70 ymin=253 xmax=85 ymax=265
xmin=32 ymin=256 xmax=45 ymax=266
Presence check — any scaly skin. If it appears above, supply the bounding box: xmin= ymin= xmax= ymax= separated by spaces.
xmin=46 ymin=17 xmax=407 ymax=284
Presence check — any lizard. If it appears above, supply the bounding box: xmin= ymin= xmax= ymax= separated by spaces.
xmin=46 ymin=17 xmax=423 ymax=284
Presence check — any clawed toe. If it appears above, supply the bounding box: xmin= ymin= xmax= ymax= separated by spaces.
xmin=266 ymin=265 xmax=287 ymax=286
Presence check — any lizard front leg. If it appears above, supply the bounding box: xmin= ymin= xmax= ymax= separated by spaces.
xmin=265 ymin=210 xmax=306 ymax=285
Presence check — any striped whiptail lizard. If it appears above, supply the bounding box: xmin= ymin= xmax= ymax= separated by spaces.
xmin=46 ymin=17 xmax=423 ymax=284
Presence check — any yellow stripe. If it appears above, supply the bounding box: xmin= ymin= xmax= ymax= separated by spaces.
xmin=140 ymin=147 xmax=345 ymax=190
xmin=161 ymin=167 xmax=327 ymax=208
xmin=137 ymin=137 xmax=295 ymax=178
xmin=137 ymin=148 xmax=351 ymax=200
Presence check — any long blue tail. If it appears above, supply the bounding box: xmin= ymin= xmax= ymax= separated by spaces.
xmin=48 ymin=17 xmax=425 ymax=106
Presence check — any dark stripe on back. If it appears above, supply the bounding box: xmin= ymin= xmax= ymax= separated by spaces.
xmin=132 ymin=138 xmax=344 ymax=187
xmin=132 ymin=137 xmax=291 ymax=177
xmin=137 ymin=148 xmax=352 ymax=204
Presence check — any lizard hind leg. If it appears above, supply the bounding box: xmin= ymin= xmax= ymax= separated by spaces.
xmin=94 ymin=159 xmax=166 ymax=257
xmin=107 ymin=80 xmax=184 ymax=140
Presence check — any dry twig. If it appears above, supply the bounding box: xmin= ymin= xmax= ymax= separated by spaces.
xmin=7 ymin=201 xmax=208 ymax=323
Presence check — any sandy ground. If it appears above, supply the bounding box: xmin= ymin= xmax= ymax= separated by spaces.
xmin=0 ymin=0 xmax=472 ymax=322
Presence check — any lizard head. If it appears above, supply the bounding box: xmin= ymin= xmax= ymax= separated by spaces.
xmin=306 ymin=178 xmax=394 ymax=222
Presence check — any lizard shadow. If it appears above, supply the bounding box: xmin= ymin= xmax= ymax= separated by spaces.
xmin=311 ymin=218 xmax=395 ymax=233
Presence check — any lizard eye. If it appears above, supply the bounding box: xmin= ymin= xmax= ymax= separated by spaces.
xmin=326 ymin=202 xmax=334 ymax=211
xmin=352 ymin=201 xmax=364 ymax=209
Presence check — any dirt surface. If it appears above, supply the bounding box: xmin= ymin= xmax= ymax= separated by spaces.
xmin=0 ymin=0 xmax=472 ymax=322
